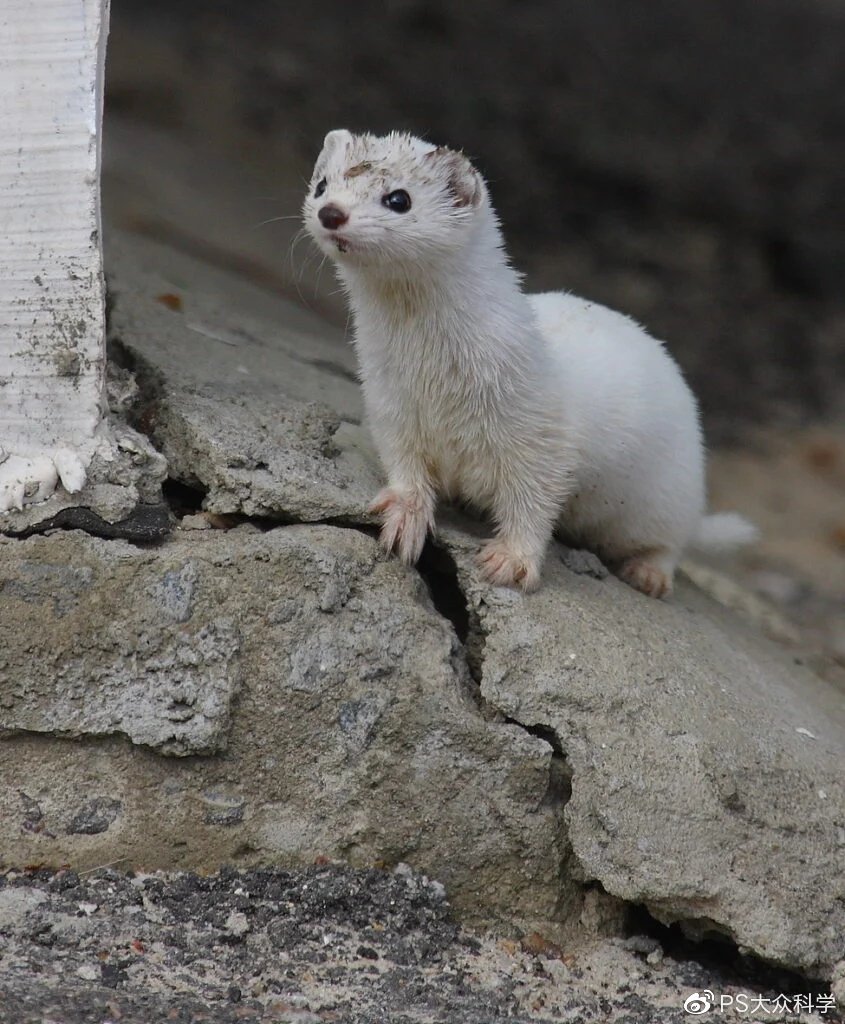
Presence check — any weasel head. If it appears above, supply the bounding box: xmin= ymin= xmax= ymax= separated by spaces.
xmin=302 ymin=129 xmax=488 ymax=273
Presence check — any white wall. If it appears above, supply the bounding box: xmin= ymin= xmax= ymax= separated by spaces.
xmin=0 ymin=0 xmax=109 ymax=511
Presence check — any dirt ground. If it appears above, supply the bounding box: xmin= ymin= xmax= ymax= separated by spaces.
xmin=703 ymin=426 xmax=845 ymax=686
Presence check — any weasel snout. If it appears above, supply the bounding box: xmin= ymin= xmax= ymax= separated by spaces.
xmin=317 ymin=204 xmax=349 ymax=230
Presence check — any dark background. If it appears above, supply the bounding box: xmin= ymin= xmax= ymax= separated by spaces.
xmin=105 ymin=0 xmax=844 ymax=435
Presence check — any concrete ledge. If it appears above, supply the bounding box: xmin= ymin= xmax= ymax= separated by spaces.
xmin=2 ymin=230 xmax=843 ymax=980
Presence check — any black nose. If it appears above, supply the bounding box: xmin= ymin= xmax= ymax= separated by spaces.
xmin=318 ymin=204 xmax=349 ymax=230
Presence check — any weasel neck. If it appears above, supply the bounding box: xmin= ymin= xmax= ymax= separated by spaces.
xmin=338 ymin=212 xmax=528 ymax=327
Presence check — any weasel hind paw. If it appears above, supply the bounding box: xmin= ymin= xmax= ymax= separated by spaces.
xmin=616 ymin=555 xmax=673 ymax=599
xmin=477 ymin=539 xmax=540 ymax=592
xmin=369 ymin=487 xmax=432 ymax=565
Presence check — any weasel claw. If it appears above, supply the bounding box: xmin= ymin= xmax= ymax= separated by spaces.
xmin=477 ymin=540 xmax=540 ymax=592
xmin=369 ymin=487 xmax=432 ymax=565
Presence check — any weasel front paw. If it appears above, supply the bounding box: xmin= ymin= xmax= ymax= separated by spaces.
xmin=477 ymin=539 xmax=540 ymax=592
xmin=369 ymin=487 xmax=433 ymax=565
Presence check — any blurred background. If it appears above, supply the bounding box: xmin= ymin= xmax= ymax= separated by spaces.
xmin=101 ymin=0 xmax=844 ymax=668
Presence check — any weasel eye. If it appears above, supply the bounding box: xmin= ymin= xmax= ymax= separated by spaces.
xmin=382 ymin=189 xmax=411 ymax=214
xmin=314 ymin=178 xmax=327 ymax=198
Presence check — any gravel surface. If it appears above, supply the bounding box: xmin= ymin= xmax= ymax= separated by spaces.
xmin=1 ymin=865 xmax=841 ymax=1024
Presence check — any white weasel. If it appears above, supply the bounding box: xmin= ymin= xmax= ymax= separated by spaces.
xmin=302 ymin=130 xmax=755 ymax=596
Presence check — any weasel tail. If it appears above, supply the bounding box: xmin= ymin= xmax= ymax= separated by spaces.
xmin=690 ymin=513 xmax=759 ymax=553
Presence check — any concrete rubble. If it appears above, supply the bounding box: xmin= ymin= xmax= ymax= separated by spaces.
xmin=1 ymin=231 xmax=843 ymax=986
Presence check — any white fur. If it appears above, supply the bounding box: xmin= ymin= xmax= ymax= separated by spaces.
xmin=690 ymin=512 xmax=760 ymax=552
xmin=302 ymin=130 xmax=754 ymax=595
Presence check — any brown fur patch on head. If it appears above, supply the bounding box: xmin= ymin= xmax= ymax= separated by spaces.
xmin=344 ymin=161 xmax=373 ymax=179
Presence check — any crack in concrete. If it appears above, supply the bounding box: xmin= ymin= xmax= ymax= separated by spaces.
xmin=413 ymin=534 xmax=576 ymax=821
xmin=407 ymin=536 xmax=804 ymax=984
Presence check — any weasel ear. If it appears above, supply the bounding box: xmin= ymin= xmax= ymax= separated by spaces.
xmin=426 ymin=147 xmax=485 ymax=209
xmin=315 ymin=129 xmax=353 ymax=175
xmin=322 ymin=129 xmax=354 ymax=155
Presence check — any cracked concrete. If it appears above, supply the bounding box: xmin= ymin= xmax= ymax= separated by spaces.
xmin=105 ymin=231 xmax=380 ymax=523
xmin=0 ymin=525 xmax=572 ymax=942
xmin=437 ymin=518 xmax=845 ymax=977
xmin=2 ymin=229 xmax=844 ymax=983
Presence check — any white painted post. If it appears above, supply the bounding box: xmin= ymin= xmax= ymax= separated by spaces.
xmin=0 ymin=0 xmax=110 ymax=512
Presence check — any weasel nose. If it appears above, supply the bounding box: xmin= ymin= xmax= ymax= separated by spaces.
xmin=318 ymin=204 xmax=349 ymax=230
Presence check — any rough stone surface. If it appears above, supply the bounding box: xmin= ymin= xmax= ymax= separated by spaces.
xmin=3 ymin=518 xmax=845 ymax=976
xmin=0 ymin=526 xmax=568 ymax=937
xmin=106 ymin=231 xmax=380 ymax=522
xmin=440 ymin=519 xmax=845 ymax=977
xmin=0 ymin=532 xmax=239 ymax=756
xmin=3 ymin=865 xmax=840 ymax=1024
